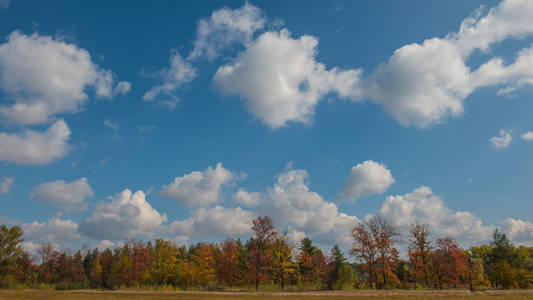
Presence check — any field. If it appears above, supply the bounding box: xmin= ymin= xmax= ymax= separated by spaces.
xmin=1 ymin=290 xmax=533 ymax=300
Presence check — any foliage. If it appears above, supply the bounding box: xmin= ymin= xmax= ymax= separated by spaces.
xmin=0 ymin=219 xmax=532 ymax=291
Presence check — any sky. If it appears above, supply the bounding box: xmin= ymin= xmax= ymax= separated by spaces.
xmin=1 ymin=0 xmax=533 ymax=254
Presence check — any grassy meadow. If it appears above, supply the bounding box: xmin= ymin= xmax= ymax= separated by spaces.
xmin=1 ymin=290 xmax=533 ymax=300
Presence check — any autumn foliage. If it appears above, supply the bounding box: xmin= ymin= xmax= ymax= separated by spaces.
xmin=0 ymin=219 xmax=532 ymax=291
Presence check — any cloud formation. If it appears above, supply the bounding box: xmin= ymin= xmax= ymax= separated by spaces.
xmin=502 ymin=218 xmax=533 ymax=246
xmin=261 ymin=168 xmax=360 ymax=246
xmin=0 ymin=31 xmax=129 ymax=125
xmin=80 ymin=189 xmax=167 ymax=240
xmin=339 ymin=160 xmax=395 ymax=202
xmin=21 ymin=218 xmax=83 ymax=242
xmin=30 ymin=177 xmax=93 ymax=211
xmin=0 ymin=176 xmax=14 ymax=194
xmin=521 ymin=131 xmax=533 ymax=141
xmin=490 ymin=129 xmax=512 ymax=149
xmin=167 ymin=205 xmax=254 ymax=237
xmin=188 ymin=2 xmax=266 ymax=60
xmin=0 ymin=120 xmax=70 ymax=165
xmin=143 ymin=52 xmax=197 ymax=103
xmin=232 ymin=188 xmax=260 ymax=208
xmin=374 ymin=186 xmax=493 ymax=245
xmin=215 ymin=29 xmax=363 ymax=128
xmin=213 ymin=0 xmax=533 ymax=129
xmin=159 ymin=162 xmax=238 ymax=206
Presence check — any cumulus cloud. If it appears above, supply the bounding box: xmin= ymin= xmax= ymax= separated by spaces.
xmin=521 ymin=131 xmax=533 ymax=141
xmin=95 ymin=240 xmax=114 ymax=251
xmin=30 ymin=177 xmax=93 ymax=211
xmin=167 ymin=205 xmax=254 ymax=237
xmin=0 ymin=120 xmax=70 ymax=165
xmin=144 ymin=3 xmax=265 ymax=105
xmin=261 ymin=168 xmax=359 ymax=246
xmin=80 ymin=189 xmax=167 ymax=240
xmin=363 ymin=38 xmax=471 ymax=127
xmin=0 ymin=31 xmax=130 ymax=125
xmin=232 ymin=188 xmax=260 ymax=208
xmin=0 ymin=176 xmax=14 ymax=194
xmin=361 ymin=0 xmax=533 ymax=127
xmin=143 ymin=51 xmax=197 ymax=102
xmin=490 ymin=129 xmax=512 ymax=149
xmin=21 ymin=218 xmax=83 ymax=242
xmin=339 ymin=160 xmax=394 ymax=202
xmin=159 ymin=162 xmax=238 ymax=206
xmin=374 ymin=186 xmax=493 ymax=245
xmin=286 ymin=227 xmax=306 ymax=248
xmin=215 ymin=29 xmax=363 ymax=128
xmin=188 ymin=2 xmax=266 ymax=60
xmin=211 ymin=0 xmax=533 ymax=129
xmin=502 ymin=218 xmax=533 ymax=246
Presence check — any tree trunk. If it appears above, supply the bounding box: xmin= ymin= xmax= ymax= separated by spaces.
xmin=255 ymin=255 xmax=260 ymax=291
xmin=381 ymin=256 xmax=387 ymax=289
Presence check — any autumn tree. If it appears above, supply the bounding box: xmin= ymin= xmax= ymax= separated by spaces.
xmin=248 ymin=216 xmax=275 ymax=290
xmin=298 ymin=237 xmax=316 ymax=286
xmin=351 ymin=221 xmax=377 ymax=288
xmin=432 ymin=237 xmax=466 ymax=289
xmin=190 ymin=243 xmax=215 ymax=287
xmin=216 ymin=239 xmax=241 ymax=286
xmin=271 ymin=233 xmax=293 ymax=290
xmin=408 ymin=223 xmax=432 ymax=288
xmin=368 ymin=216 xmax=400 ymax=289
xmin=149 ymin=239 xmax=180 ymax=286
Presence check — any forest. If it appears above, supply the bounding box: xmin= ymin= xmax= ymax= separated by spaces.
xmin=0 ymin=216 xmax=532 ymax=291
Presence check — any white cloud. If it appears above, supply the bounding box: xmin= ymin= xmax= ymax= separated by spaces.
xmin=214 ymin=29 xmax=363 ymax=128
xmin=502 ymin=218 xmax=533 ymax=246
xmin=363 ymin=38 xmax=471 ymax=127
xmin=0 ymin=31 xmax=130 ymax=125
xmin=0 ymin=120 xmax=70 ymax=165
xmin=361 ymin=0 xmax=533 ymax=127
xmin=188 ymin=2 xmax=266 ymax=61
xmin=490 ymin=129 xmax=512 ymax=149
xmin=521 ymin=131 xmax=533 ymax=141
xmin=143 ymin=51 xmax=197 ymax=102
xmin=374 ymin=186 xmax=493 ymax=245
xmin=167 ymin=205 xmax=254 ymax=237
xmin=95 ymin=240 xmax=114 ymax=250
xmin=454 ymin=0 xmax=533 ymax=54
xmin=285 ymin=227 xmax=306 ymax=248
xmin=30 ymin=177 xmax=93 ymax=211
xmin=232 ymin=188 xmax=260 ymax=208
xmin=103 ymin=119 xmax=118 ymax=131
xmin=159 ymin=162 xmax=238 ymax=206
xmin=21 ymin=218 xmax=83 ymax=242
xmin=0 ymin=176 xmax=14 ymax=194
xmin=80 ymin=189 xmax=167 ymax=240
xmin=212 ymin=0 xmax=533 ymax=129
xmin=261 ymin=168 xmax=359 ymax=246
xmin=339 ymin=160 xmax=394 ymax=202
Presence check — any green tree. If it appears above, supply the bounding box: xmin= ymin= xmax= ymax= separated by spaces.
xmin=329 ymin=245 xmax=350 ymax=289
xmin=0 ymin=225 xmax=25 ymax=280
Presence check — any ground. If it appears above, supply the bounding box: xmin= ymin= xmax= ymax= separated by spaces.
xmin=1 ymin=290 xmax=533 ymax=300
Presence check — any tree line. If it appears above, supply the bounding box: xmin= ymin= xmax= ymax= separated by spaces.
xmin=0 ymin=216 xmax=532 ymax=290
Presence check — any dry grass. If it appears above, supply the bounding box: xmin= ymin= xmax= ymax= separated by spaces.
xmin=1 ymin=289 xmax=533 ymax=300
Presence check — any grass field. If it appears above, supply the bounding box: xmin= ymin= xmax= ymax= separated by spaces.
xmin=1 ymin=290 xmax=533 ymax=300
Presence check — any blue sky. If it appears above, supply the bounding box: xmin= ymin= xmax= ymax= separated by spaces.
xmin=1 ymin=0 xmax=533 ymax=252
